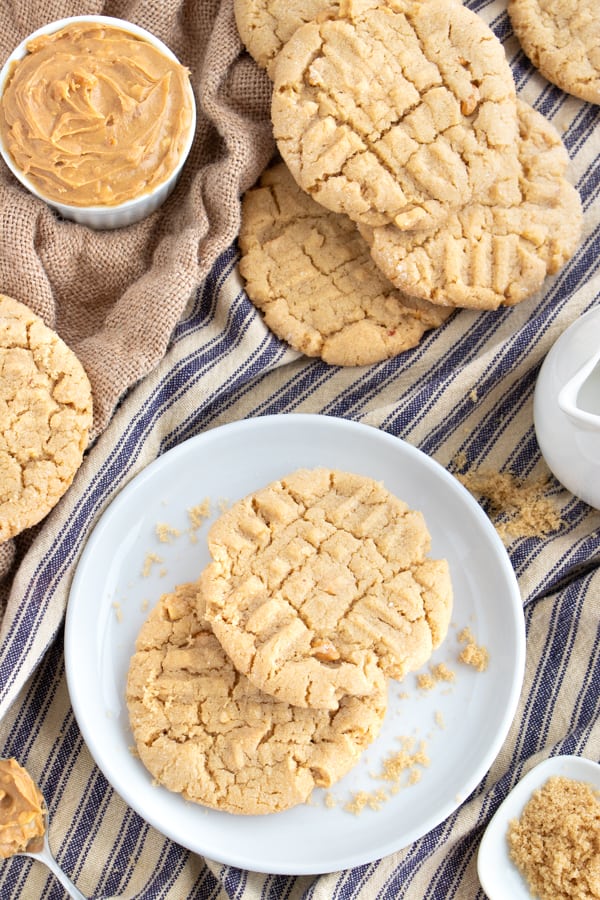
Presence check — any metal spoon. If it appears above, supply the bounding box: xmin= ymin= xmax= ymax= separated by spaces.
xmin=1 ymin=759 xmax=86 ymax=899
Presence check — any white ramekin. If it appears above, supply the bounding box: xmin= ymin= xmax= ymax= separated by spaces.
xmin=0 ymin=15 xmax=196 ymax=229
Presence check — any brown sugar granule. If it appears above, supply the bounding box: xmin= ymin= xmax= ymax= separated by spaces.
xmin=455 ymin=467 xmax=563 ymax=540
xmin=457 ymin=627 xmax=489 ymax=672
xmin=507 ymin=775 xmax=600 ymax=900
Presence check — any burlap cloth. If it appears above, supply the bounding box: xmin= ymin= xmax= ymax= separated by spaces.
xmin=0 ymin=0 xmax=599 ymax=898
xmin=0 ymin=0 xmax=274 ymax=588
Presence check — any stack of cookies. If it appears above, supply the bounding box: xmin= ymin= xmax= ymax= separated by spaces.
xmin=126 ymin=468 xmax=453 ymax=815
xmin=235 ymin=0 xmax=583 ymax=365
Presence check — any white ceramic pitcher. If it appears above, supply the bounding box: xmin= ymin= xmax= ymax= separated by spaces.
xmin=534 ymin=305 xmax=600 ymax=510
xmin=558 ymin=347 xmax=600 ymax=430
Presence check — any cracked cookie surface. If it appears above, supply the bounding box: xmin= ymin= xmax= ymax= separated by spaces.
xmin=126 ymin=581 xmax=387 ymax=815
xmin=508 ymin=0 xmax=600 ymax=104
xmin=0 ymin=294 xmax=92 ymax=541
xmin=360 ymin=101 xmax=583 ymax=310
xmin=234 ymin=0 xmax=340 ymax=78
xmin=271 ymin=0 xmax=519 ymax=231
xmin=202 ymin=468 xmax=453 ymax=710
xmin=239 ymin=161 xmax=452 ymax=366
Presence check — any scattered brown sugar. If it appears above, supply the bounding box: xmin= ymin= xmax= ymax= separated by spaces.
xmin=457 ymin=627 xmax=489 ymax=672
xmin=454 ymin=464 xmax=563 ymax=540
xmin=507 ymin=775 xmax=600 ymax=900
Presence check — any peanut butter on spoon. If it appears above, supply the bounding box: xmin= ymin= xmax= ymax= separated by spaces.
xmin=0 ymin=758 xmax=87 ymax=899
xmin=0 ymin=757 xmax=45 ymax=858
xmin=0 ymin=22 xmax=194 ymax=207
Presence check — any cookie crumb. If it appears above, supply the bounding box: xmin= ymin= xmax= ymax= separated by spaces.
xmin=417 ymin=672 xmax=435 ymax=691
xmin=417 ymin=661 xmax=456 ymax=690
xmin=142 ymin=552 xmax=163 ymax=577
xmin=378 ymin=740 xmax=430 ymax=785
xmin=188 ymin=499 xmax=211 ymax=529
xmin=155 ymin=522 xmax=181 ymax=543
xmin=432 ymin=662 xmax=455 ymax=683
xmin=345 ymin=788 xmax=388 ymax=815
xmin=112 ymin=601 xmax=123 ymax=623
xmin=457 ymin=627 xmax=489 ymax=672
xmin=507 ymin=775 xmax=600 ymax=900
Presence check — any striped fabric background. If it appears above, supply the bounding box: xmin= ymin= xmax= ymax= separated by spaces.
xmin=1 ymin=0 xmax=599 ymax=896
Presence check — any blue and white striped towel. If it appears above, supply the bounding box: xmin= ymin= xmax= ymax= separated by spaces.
xmin=1 ymin=0 xmax=599 ymax=897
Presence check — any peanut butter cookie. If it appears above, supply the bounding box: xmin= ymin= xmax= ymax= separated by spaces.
xmin=239 ymin=161 xmax=452 ymax=366
xmin=271 ymin=0 xmax=519 ymax=231
xmin=0 ymin=295 xmax=93 ymax=541
xmin=126 ymin=581 xmax=387 ymax=815
xmin=508 ymin=0 xmax=600 ymax=104
xmin=202 ymin=468 xmax=453 ymax=710
xmin=360 ymin=101 xmax=583 ymax=309
xmin=234 ymin=0 xmax=339 ymax=78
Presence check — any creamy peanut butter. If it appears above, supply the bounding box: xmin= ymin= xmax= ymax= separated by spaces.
xmin=0 ymin=22 xmax=194 ymax=207
xmin=0 ymin=757 xmax=46 ymax=858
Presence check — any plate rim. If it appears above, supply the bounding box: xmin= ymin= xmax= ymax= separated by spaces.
xmin=65 ymin=412 xmax=526 ymax=874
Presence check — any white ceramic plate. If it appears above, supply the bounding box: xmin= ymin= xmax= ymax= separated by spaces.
xmin=477 ymin=755 xmax=600 ymax=899
xmin=65 ymin=414 xmax=525 ymax=875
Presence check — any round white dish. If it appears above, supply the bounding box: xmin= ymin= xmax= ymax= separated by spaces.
xmin=0 ymin=15 xmax=196 ymax=229
xmin=477 ymin=754 xmax=600 ymax=900
xmin=534 ymin=304 xmax=600 ymax=510
xmin=65 ymin=413 xmax=525 ymax=875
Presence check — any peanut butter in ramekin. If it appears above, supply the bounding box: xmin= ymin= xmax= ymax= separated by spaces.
xmin=0 ymin=21 xmax=194 ymax=207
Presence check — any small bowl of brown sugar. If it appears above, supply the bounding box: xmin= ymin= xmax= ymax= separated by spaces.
xmin=477 ymin=755 xmax=600 ymax=900
xmin=0 ymin=15 xmax=196 ymax=228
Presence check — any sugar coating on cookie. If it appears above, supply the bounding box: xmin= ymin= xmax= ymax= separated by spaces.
xmin=234 ymin=0 xmax=340 ymax=78
xmin=271 ymin=0 xmax=519 ymax=231
xmin=203 ymin=468 xmax=453 ymax=710
xmin=0 ymin=294 xmax=93 ymax=541
xmin=360 ymin=101 xmax=583 ymax=310
xmin=508 ymin=0 xmax=600 ymax=105
xmin=239 ymin=161 xmax=452 ymax=366
xmin=126 ymin=581 xmax=387 ymax=815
